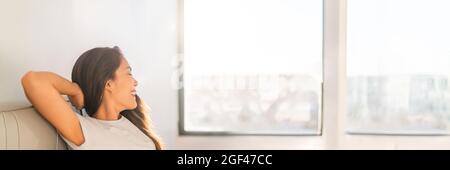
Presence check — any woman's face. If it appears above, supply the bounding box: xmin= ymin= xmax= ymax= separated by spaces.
xmin=108 ymin=57 xmax=138 ymax=110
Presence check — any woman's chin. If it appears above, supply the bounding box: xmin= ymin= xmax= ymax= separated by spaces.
xmin=128 ymin=103 xmax=138 ymax=110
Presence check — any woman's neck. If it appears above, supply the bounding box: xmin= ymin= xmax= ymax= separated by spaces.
xmin=94 ymin=99 xmax=122 ymax=120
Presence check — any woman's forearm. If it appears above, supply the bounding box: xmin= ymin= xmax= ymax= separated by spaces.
xmin=21 ymin=71 xmax=81 ymax=97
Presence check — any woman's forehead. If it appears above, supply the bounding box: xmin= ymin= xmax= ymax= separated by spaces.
xmin=119 ymin=58 xmax=131 ymax=70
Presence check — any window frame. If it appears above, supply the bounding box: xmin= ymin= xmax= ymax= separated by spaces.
xmin=178 ymin=0 xmax=325 ymax=136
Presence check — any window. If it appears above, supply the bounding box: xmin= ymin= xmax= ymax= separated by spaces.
xmin=347 ymin=0 xmax=450 ymax=134
xmin=180 ymin=0 xmax=323 ymax=135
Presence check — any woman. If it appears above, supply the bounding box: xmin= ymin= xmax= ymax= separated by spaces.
xmin=21 ymin=46 xmax=163 ymax=150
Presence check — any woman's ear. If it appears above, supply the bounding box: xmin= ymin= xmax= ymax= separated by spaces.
xmin=105 ymin=79 xmax=114 ymax=92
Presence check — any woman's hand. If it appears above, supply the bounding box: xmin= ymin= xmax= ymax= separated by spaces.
xmin=68 ymin=83 xmax=84 ymax=110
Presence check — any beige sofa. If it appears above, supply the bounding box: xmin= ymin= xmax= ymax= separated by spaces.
xmin=0 ymin=102 xmax=67 ymax=150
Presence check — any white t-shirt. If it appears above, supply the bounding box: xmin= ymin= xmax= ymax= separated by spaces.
xmin=60 ymin=114 xmax=156 ymax=150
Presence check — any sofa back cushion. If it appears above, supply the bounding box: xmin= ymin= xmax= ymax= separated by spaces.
xmin=0 ymin=103 xmax=67 ymax=150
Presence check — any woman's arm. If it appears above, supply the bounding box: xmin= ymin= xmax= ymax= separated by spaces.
xmin=21 ymin=71 xmax=85 ymax=146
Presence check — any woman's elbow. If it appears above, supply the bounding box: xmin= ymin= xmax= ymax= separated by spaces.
xmin=21 ymin=71 xmax=37 ymax=88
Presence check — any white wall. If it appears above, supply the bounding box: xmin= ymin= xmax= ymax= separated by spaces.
xmin=0 ymin=0 xmax=179 ymax=148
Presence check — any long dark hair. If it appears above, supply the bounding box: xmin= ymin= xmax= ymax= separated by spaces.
xmin=71 ymin=46 xmax=163 ymax=150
